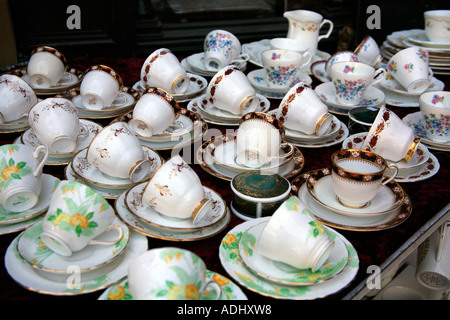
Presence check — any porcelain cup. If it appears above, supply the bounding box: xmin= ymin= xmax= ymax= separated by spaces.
xmin=40 ymin=180 xmax=124 ymax=257
xmin=354 ymin=35 xmax=383 ymax=67
xmin=0 ymin=144 xmax=48 ymax=212
xmin=142 ymin=155 xmax=212 ymax=225
xmin=387 ymin=46 xmax=433 ymax=94
xmin=236 ymin=112 xmax=294 ymax=168
xmin=362 ymin=105 xmax=421 ymax=162
xmin=331 ymin=149 xmax=399 ymax=208
xmin=276 ymin=82 xmax=333 ymax=135
xmin=26 ymin=46 xmax=67 ymax=88
xmin=0 ymin=74 xmax=38 ymax=124
xmin=325 ymin=50 xmax=359 ymax=76
xmin=28 ymin=97 xmax=89 ymax=153
xmin=206 ymin=65 xmax=259 ymax=115
xmin=128 ymin=247 xmax=222 ymax=300
xmin=261 ymin=49 xmax=312 ymax=88
xmin=256 ymin=196 xmax=335 ymax=272
xmin=128 ymin=87 xmax=183 ymax=137
xmin=140 ymin=48 xmax=190 ymax=94
xmin=80 ymin=65 xmax=126 ymax=110
xmin=283 ymin=9 xmax=334 ymax=56
xmin=269 ymin=37 xmax=310 ymax=53
xmin=424 ymin=10 xmax=450 ymax=43
xmin=419 ymin=91 xmax=450 ymax=142
xmin=203 ymin=29 xmax=248 ymax=71
xmin=86 ymin=122 xmax=152 ymax=183
xmin=330 ymin=61 xmax=386 ymax=106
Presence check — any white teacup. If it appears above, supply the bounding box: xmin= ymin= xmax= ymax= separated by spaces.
xmin=362 ymin=105 xmax=421 ymax=162
xmin=325 ymin=50 xmax=359 ymax=76
xmin=261 ymin=49 xmax=312 ymax=88
xmin=276 ymin=82 xmax=333 ymax=135
xmin=80 ymin=65 xmax=125 ymax=110
xmin=387 ymin=46 xmax=433 ymax=94
xmin=0 ymin=144 xmax=48 ymax=212
xmin=331 ymin=149 xmax=398 ymax=208
xmin=142 ymin=155 xmax=212 ymax=225
xmin=206 ymin=65 xmax=259 ymax=115
xmin=86 ymin=122 xmax=151 ymax=183
xmin=236 ymin=112 xmax=294 ymax=168
xmin=256 ymin=196 xmax=335 ymax=272
xmin=140 ymin=48 xmax=190 ymax=94
xmin=40 ymin=180 xmax=124 ymax=257
xmin=27 ymin=46 xmax=67 ymax=88
xmin=0 ymin=74 xmax=38 ymax=124
xmin=128 ymin=87 xmax=183 ymax=137
xmin=128 ymin=247 xmax=222 ymax=300
xmin=419 ymin=91 xmax=450 ymax=142
xmin=203 ymin=29 xmax=248 ymax=71
xmin=269 ymin=37 xmax=310 ymax=53
xmin=354 ymin=35 xmax=383 ymax=67
xmin=28 ymin=97 xmax=89 ymax=153
xmin=330 ymin=61 xmax=386 ymax=106
xmin=424 ymin=10 xmax=450 ymax=43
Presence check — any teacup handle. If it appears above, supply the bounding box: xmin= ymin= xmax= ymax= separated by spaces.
xmin=318 ymin=19 xmax=334 ymax=42
xmin=269 ymin=142 xmax=295 ymax=161
xmin=230 ymin=53 xmax=250 ymax=66
xmin=381 ymin=163 xmax=398 ymax=186
xmin=161 ymin=121 xmax=185 ymax=135
xmin=202 ymin=279 xmax=222 ymax=300
xmin=77 ymin=122 xmax=90 ymax=140
xmin=33 ymin=145 xmax=49 ymax=177
xmin=88 ymin=224 xmax=124 ymax=246
xmin=428 ymin=67 xmax=434 ymax=79
xmin=370 ymin=68 xmax=387 ymax=87
xmin=112 ymin=92 xmax=128 ymax=107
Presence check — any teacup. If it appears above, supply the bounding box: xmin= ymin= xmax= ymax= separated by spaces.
xmin=236 ymin=112 xmax=294 ymax=168
xmin=86 ymin=122 xmax=151 ymax=183
xmin=387 ymin=46 xmax=433 ymax=94
xmin=80 ymin=65 xmax=125 ymax=110
xmin=206 ymin=65 xmax=259 ymax=115
xmin=330 ymin=61 xmax=386 ymax=106
xmin=419 ymin=91 xmax=450 ymax=142
xmin=0 ymin=74 xmax=38 ymax=123
xmin=276 ymin=82 xmax=333 ymax=135
xmin=28 ymin=97 xmax=89 ymax=153
xmin=0 ymin=144 xmax=48 ymax=212
xmin=128 ymin=87 xmax=183 ymax=137
xmin=203 ymin=29 xmax=248 ymax=71
xmin=27 ymin=46 xmax=67 ymax=88
xmin=269 ymin=37 xmax=310 ymax=53
xmin=362 ymin=105 xmax=421 ymax=162
xmin=424 ymin=10 xmax=450 ymax=43
xmin=354 ymin=35 xmax=383 ymax=67
xmin=325 ymin=50 xmax=359 ymax=76
xmin=331 ymin=149 xmax=399 ymax=208
xmin=128 ymin=247 xmax=222 ymax=300
xmin=261 ymin=49 xmax=312 ymax=88
xmin=142 ymin=155 xmax=212 ymax=224
xmin=140 ymin=48 xmax=190 ymax=94
xmin=40 ymin=180 xmax=124 ymax=257
xmin=256 ymin=196 xmax=335 ymax=271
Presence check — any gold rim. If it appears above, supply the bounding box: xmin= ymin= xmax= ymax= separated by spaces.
xmin=404 ymin=137 xmax=421 ymax=163
xmin=314 ymin=113 xmax=331 ymax=135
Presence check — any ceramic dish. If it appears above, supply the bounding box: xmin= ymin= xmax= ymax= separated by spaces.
xmin=310 ymin=60 xmax=330 ymax=82
xmin=0 ymin=116 xmax=30 ymax=134
xmin=247 ymin=68 xmax=313 ymax=94
xmin=374 ymin=84 xmax=423 ymax=107
xmin=183 ymin=52 xmax=247 ymax=77
xmin=379 ymin=75 xmax=444 ymax=97
xmin=403 ymin=112 xmax=450 ymax=151
xmin=285 ymin=121 xmax=349 ymax=148
xmin=0 ymin=214 xmax=43 ymax=235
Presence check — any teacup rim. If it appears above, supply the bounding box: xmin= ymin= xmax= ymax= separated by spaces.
xmin=239 ymin=111 xmax=285 ymax=138
xmin=419 ymin=91 xmax=450 ymax=109
xmin=83 ymin=64 xmax=124 ymax=89
xmin=331 ymin=148 xmax=388 ymax=176
xmin=30 ymin=46 xmax=68 ymax=67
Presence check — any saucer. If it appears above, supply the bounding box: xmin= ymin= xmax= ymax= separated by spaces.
xmin=305 ymin=168 xmax=405 ymax=217
xmin=219 ymin=217 xmax=359 ymax=299
xmin=20 ymin=67 xmax=83 ymax=95
xmin=285 ymin=121 xmax=349 ymax=148
xmin=17 ymin=218 xmax=129 ymax=274
xmin=379 ymin=75 xmax=444 ymax=97
xmin=238 ymin=221 xmax=348 ymax=286
xmin=0 ymin=214 xmax=43 ymax=235
xmin=247 ymin=68 xmax=313 ymax=94
xmin=310 ymin=60 xmax=330 ymax=82
xmin=375 ymin=84 xmax=421 ymax=107
xmin=315 ymin=82 xmax=386 ymax=110
xmin=0 ymin=116 xmax=30 ymax=134
xmin=184 ymin=52 xmax=247 ymax=76
xmin=0 ymin=174 xmax=60 ymax=225
xmin=407 ymin=30 xmax=450 ymax=49
xmin=403 ymin=112 xmax=450 ymax=151
xmin=125 ymin=182 xmax=227 ymax=232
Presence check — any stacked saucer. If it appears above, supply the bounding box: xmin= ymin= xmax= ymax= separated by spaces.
xmin=0 ymin=116 xmax=30 ymax=134
xmin=181 ymin=52 xmax=247 ymax=77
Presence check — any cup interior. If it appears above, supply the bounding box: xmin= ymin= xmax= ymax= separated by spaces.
xmin=330 ymin=61 xmax=374 ymax=77
xmin=262 ymin=49 xmax=302 ymax=63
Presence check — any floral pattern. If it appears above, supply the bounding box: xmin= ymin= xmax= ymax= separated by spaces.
xmin=205 ymin=32 xmax=236 ymax=59
xmin=333 ymin=78 xmax=367 ymax=103
xmin=265 ymin=64 xmax=298 ymax=87
xmin=0 ymin=145 xmax=33 ymax=191
xmin=423 ymin=112 xmax=450 ymax=138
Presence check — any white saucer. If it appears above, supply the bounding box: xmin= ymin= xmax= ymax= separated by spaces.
xmin=285 ymin=121 xmax=349 ymax=148
xmin=379 ymin=75 xmax=444 ymax=97
xmin=247 ymin=68 xmax=313 ymax=94
xmin=73 ymin=92 xmax=137 ymax=118
xmin=22 ymin=69 xmax=83 ymax=94
xmin=310 ymin=60 xmax=330 ymax=82
xmin=407 ymin=30 xmax=450 ymax=49
xmin=238 ymin=221 xmax=349 ymax=286
xmin=184 ymin=52 xmax=247 ymax=76
xmin=0 ymin=116 xmax=30 ymax=134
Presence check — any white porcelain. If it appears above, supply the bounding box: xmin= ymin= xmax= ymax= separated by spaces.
xmin=40 ymin=180 xmax=124 ymax=257
xmin=0 ymin=74 xmax=37 ymax=124
xmin=354 ymin=35 xmax=383 ymax=67
xmin=325 ymin=50 xmax=359 ymax=76
xmin=0 ymin=144 xmax=48 ymax=212
xmin=270 ymin=37 xmax=310 ymax=53
xmin=362 ymin=105 xmax=421 ymax=162
xmin=203 ymin=29 xmax=247 ymax=71
xmin=283 ymin=113 xmax=341 ymax=142
xmin=387 ymin=46 xmax=433 ymax=94
xmin=142 ymin=155 xmax=212 ymax=224
xmin=140 ymin=48 xmax=189 ymax=94
xmin=247 ymin=68 xmax=312 ymax=95
xmin=330 ymin=61 xmax=386 ymax=106
xmin=128 ymin=87 xmax=182 ymax=137
xmin=284 ymin=9 xmax=333 ymax=56
xmin=80 ymin=65 xmax=124 ymax=110
xmin=379 ymin=74 xmax=444 ymax=97
xmin=87 ymin=122 xmax=152 ymax=183
xmin=261 ymin=49 xmax=312 ymax=88
xmin=419 ymin=91 xmax=450 ymax=142
xmin=424 ymin=10 xmax=450 ymax=43
xmin=276 ymin=82 xmax=333 ymax=135
xmin=27 ymin=46 xmax=67 ymax=88
xmin=256 ymin=196 xmax=335 ymax=272
xmin=206 ymin=65 xmax=259 ymax=115
xmin=184 ymin=52 xmax=247 ymax=76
